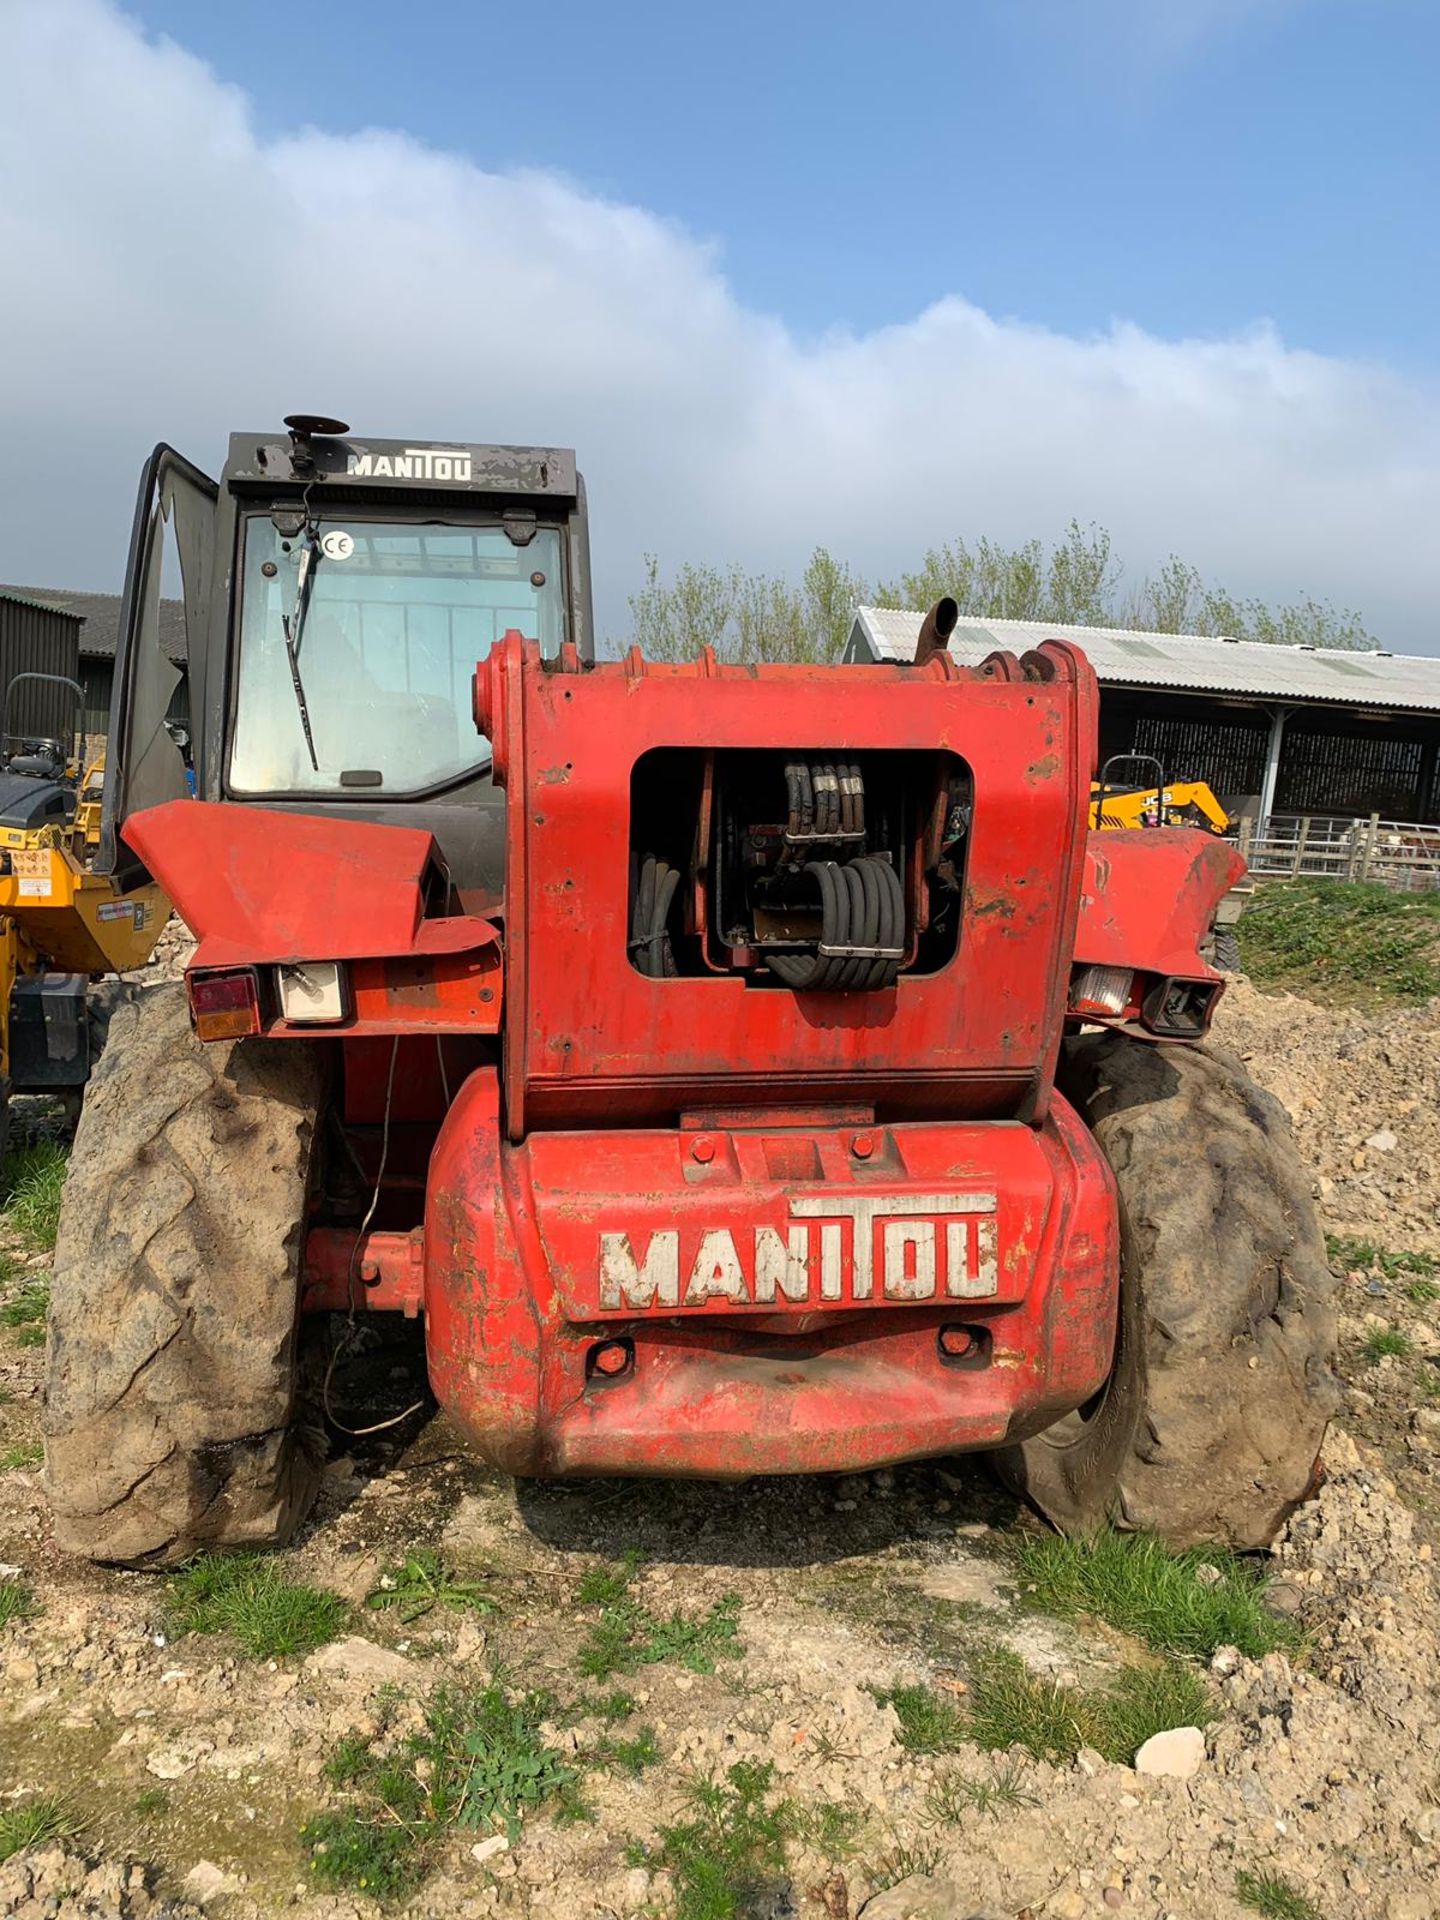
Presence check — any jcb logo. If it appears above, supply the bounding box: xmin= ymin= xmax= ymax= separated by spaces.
xmin=599 ymin=1193 xmax=999 ymax=1311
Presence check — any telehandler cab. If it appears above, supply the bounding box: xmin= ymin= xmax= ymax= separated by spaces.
xmin=43 ymin=418 xmax=1337 ymax=1568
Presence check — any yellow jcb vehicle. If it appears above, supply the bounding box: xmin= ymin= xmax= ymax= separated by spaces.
xmin=1089 ymin=752 xmax=1229 ymax=834
xmin=0 ymin=674 xmax=168 ymax=1140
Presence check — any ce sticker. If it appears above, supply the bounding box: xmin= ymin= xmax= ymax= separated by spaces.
xmin=320 ymin=530 xmax=355 ymax=561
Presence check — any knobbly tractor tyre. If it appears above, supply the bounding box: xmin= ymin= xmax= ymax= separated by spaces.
xmin=995 ymin=1031 xmax=1339 ymax=1550
xmin=43 ymin=982 xmax=325 ymax=1567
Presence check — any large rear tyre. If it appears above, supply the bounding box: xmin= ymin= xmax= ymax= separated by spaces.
xmin=43 ymin=983 xmax=325 ymax=1567
xmin=994 ymin=1033 xmax=1339 ymax=1549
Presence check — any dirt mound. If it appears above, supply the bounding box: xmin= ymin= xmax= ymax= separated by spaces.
xmin=1214 ymin=976 xmax=1440 ymax=1251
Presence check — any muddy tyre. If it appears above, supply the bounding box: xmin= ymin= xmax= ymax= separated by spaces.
xmin=44 ymin=983 xmax=325 ymax=1567
xmin=994 ymin=1032 xmax=1339 ymax=1550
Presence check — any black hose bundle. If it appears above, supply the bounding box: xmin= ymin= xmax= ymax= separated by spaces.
xmin=630 ymin=852 xmax=681 ymax=977
xmin=767 ymin=855 xmax=904 ymax=992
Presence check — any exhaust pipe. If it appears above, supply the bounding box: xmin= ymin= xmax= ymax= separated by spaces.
xmin=914 ymin=596 xmax=959 ymax=666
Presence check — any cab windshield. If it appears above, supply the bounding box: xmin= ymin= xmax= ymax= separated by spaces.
xmin=229 ymin=516 xmax=564 ymax=795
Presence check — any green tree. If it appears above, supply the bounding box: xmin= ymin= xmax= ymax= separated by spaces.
xmin=627 ymin=528 xmax=1375 ymax=659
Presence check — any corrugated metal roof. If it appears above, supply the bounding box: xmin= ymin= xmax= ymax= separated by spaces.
xmin=846 ymin=608 xmax=1440 ymax=713
xmin=0 ymin=587 xmax=83 ymax=623
xmin=0 ymin=585 xmax=187 ymax=662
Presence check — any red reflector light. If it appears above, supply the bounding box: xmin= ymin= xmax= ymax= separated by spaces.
xmin=188 ymin=968 xmax=262 ymax=1042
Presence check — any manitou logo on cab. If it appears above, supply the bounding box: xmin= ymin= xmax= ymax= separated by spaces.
xmin=598 ymin=1192 xmax=1000 ymax=1311
xmin=345 ymin=448 xmax=474 ymax=481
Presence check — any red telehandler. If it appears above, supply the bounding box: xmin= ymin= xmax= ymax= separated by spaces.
xmin=43 ymin=418 xmax=1337 ymax=1566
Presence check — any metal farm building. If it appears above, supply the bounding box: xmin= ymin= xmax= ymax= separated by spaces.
xmin=847 ymin=609 xmax=1440 ymax=830
xmin=0 ymin=589 xmax=85 ymax=742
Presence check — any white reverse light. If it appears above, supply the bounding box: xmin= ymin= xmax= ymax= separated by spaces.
xmin=276 ymin=960 xmax=348 ymax=1024
xmin=1069 ymin=964 xmax=1133 ymax=1018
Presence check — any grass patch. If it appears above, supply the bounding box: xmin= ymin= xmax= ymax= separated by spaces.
xmin=1235 ymin=1867 xmax=1324 ymax=1919
xmin=0 ymin=1278 xmax=49 ymax=1332
xmin=787 ymin=1798 xmax=865 ymax=1861
xmin=1327 ymin=1233 xmax=1440 ymax=1283
xmin=133 ymin=1788 xmax=169 ymax=1818
xmin=169 ymin=1553 xmax=346 ymax=1659
xmin=577 ymin=1558 xmax=741 ymax=1681
xmin=637 ymin=1760 xmax=791 ymax=1920
xmin=0 ymin=1440 xmax=42 ymax=1472
xmin=1015 ymin=1529 xmax=1301 ymax=1659
xmin=924 ymin=1759 xmax=1037 ymax=1822
xmin=591 ymin=1687 xmax=640 ymax=1724
xmin=868 ymin=1837 xmax=943 ymax=1895
xmin=0 ymin=1576 xmax=37 ymax=1626
xmin=1240 ymin=878 xmax=1440 ymax=1008
xmin=878 ymin=1682 xmax=967 ymax=1755
xmin=601 ymin=1728 xmax=660 ymax=1776
xmin=1363 ymin=1327 xmax=1414 ymax=1362
xmin=365 ymin=1549 xmax=496 ymax=1624
xmin=0 ymin=1795 xmax=79 ymax=1861
xmin=305 ymin=1681 xmax=579 ymax=1897
xmin=2 ymin=1141 xmax=69 ymax=1250
xmin=897 ymin=1646 xmax=1215 ymax=1767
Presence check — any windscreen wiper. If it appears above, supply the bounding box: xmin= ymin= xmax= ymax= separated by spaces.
xmin=281 ymin=530 xmax=320 ymax=771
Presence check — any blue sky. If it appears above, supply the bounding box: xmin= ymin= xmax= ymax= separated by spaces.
xmin=1 ymin=0 xmax=1437 ymax=646
xmin=126 ymin=0 xmax=1439 ymax=367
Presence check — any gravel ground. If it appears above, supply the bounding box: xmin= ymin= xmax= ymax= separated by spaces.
xmin=1 ymin=976 xmax=1437 ymax=1919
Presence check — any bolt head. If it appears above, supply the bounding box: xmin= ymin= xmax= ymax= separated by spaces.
xmin=691 ymin=1135 xmax=716 ymax=1164
xmin=851 ymin=1131 xmax=875 ymax=1159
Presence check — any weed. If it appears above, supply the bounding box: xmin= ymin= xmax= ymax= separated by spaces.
xmin=1241 ymin=880 xmax=1440 ymax=1008
xmin=874 ymin=1682 xmax=967 ymax=1755
xmin=577 ymin=1549 xmax=642 ymax=1605
xmin=302 ymin=1809 xmax=418 ymax=1899
xmin=592 ymin=1687 xmax=640 ymax=1723
xmin=133 ymin=1788 xmax=169 ymax=1818
xmin=168 ymin=1553 xmax=346 ymax=1659
xmin=603 ymin=1728 xmax=660 ymax=1776
xmin=964 ymin=1646 xmax=1212 ymax=1766
xmin=1363 ymin=1327 xmax=1414 ymax=1362
xmin=642 ymin=1759 xmax=792 ymax=1920
xmin=786 ymin=1798 xmax=864 ymax=1860
xmin=0 ymin=1576 xmax=37 ymax=1626
xmin=0 ymin=1795 xmax=78 ymax=1862
xmin=0 ymin=1278 xmax=49 ymax=1330
xmin=324 ymin=1731 xmax=375 ymax=1788
xmin=2 ymin=1142 xmax=69 ymax=1249
xmin=868 ymin=1836 xmax=942 ymax=1895
xmin=1327 ymin=1233 xmax=1440 ymax=1282
xmin=1015 ymin=1529 xmax=1301 ymax=1659
xmin=1407 ymin=1279 xmax=1440 ymax=1305
xmin=306 ymin=1680 xmax=581 ymax=1895
xmin=0 ymin=1440 xmax=42 ymax=1472
xmin=578 ymin=1560 xmax=741 ymax=1680
xmin=365 ymin=1549 xmax=496 ymax=1624
xmin=1235 ymin=1867 xmax=1324 ymax=1919
xmin=923 ymin=1759 xmax=1037 ymax=1823
xmin=15 ymin=1325 xmax=43 ymax=1348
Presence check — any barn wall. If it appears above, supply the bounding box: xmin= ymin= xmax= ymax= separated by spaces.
xmin=0 ymin=598 xmax=83 ymax=742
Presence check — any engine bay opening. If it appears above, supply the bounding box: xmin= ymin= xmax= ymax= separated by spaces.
xmin=628 ymin=747 xmax=970 ymax=988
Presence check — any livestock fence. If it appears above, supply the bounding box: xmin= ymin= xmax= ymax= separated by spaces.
xmin=1233 ymin=813 xmax=1440 ymax=894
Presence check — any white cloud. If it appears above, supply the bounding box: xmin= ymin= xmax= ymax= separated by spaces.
xmin=1 ymin=0 xmax=1436 ymax=647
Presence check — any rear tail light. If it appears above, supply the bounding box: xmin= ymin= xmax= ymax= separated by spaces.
xmin=187 ymin=967 xmax=262 ymax=1041
xmin=1069 ymin=964 xmax=1133 ymax=1018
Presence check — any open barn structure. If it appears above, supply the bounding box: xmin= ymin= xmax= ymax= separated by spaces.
xmin=847 ymin=608 xmax=1440 ymax=829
